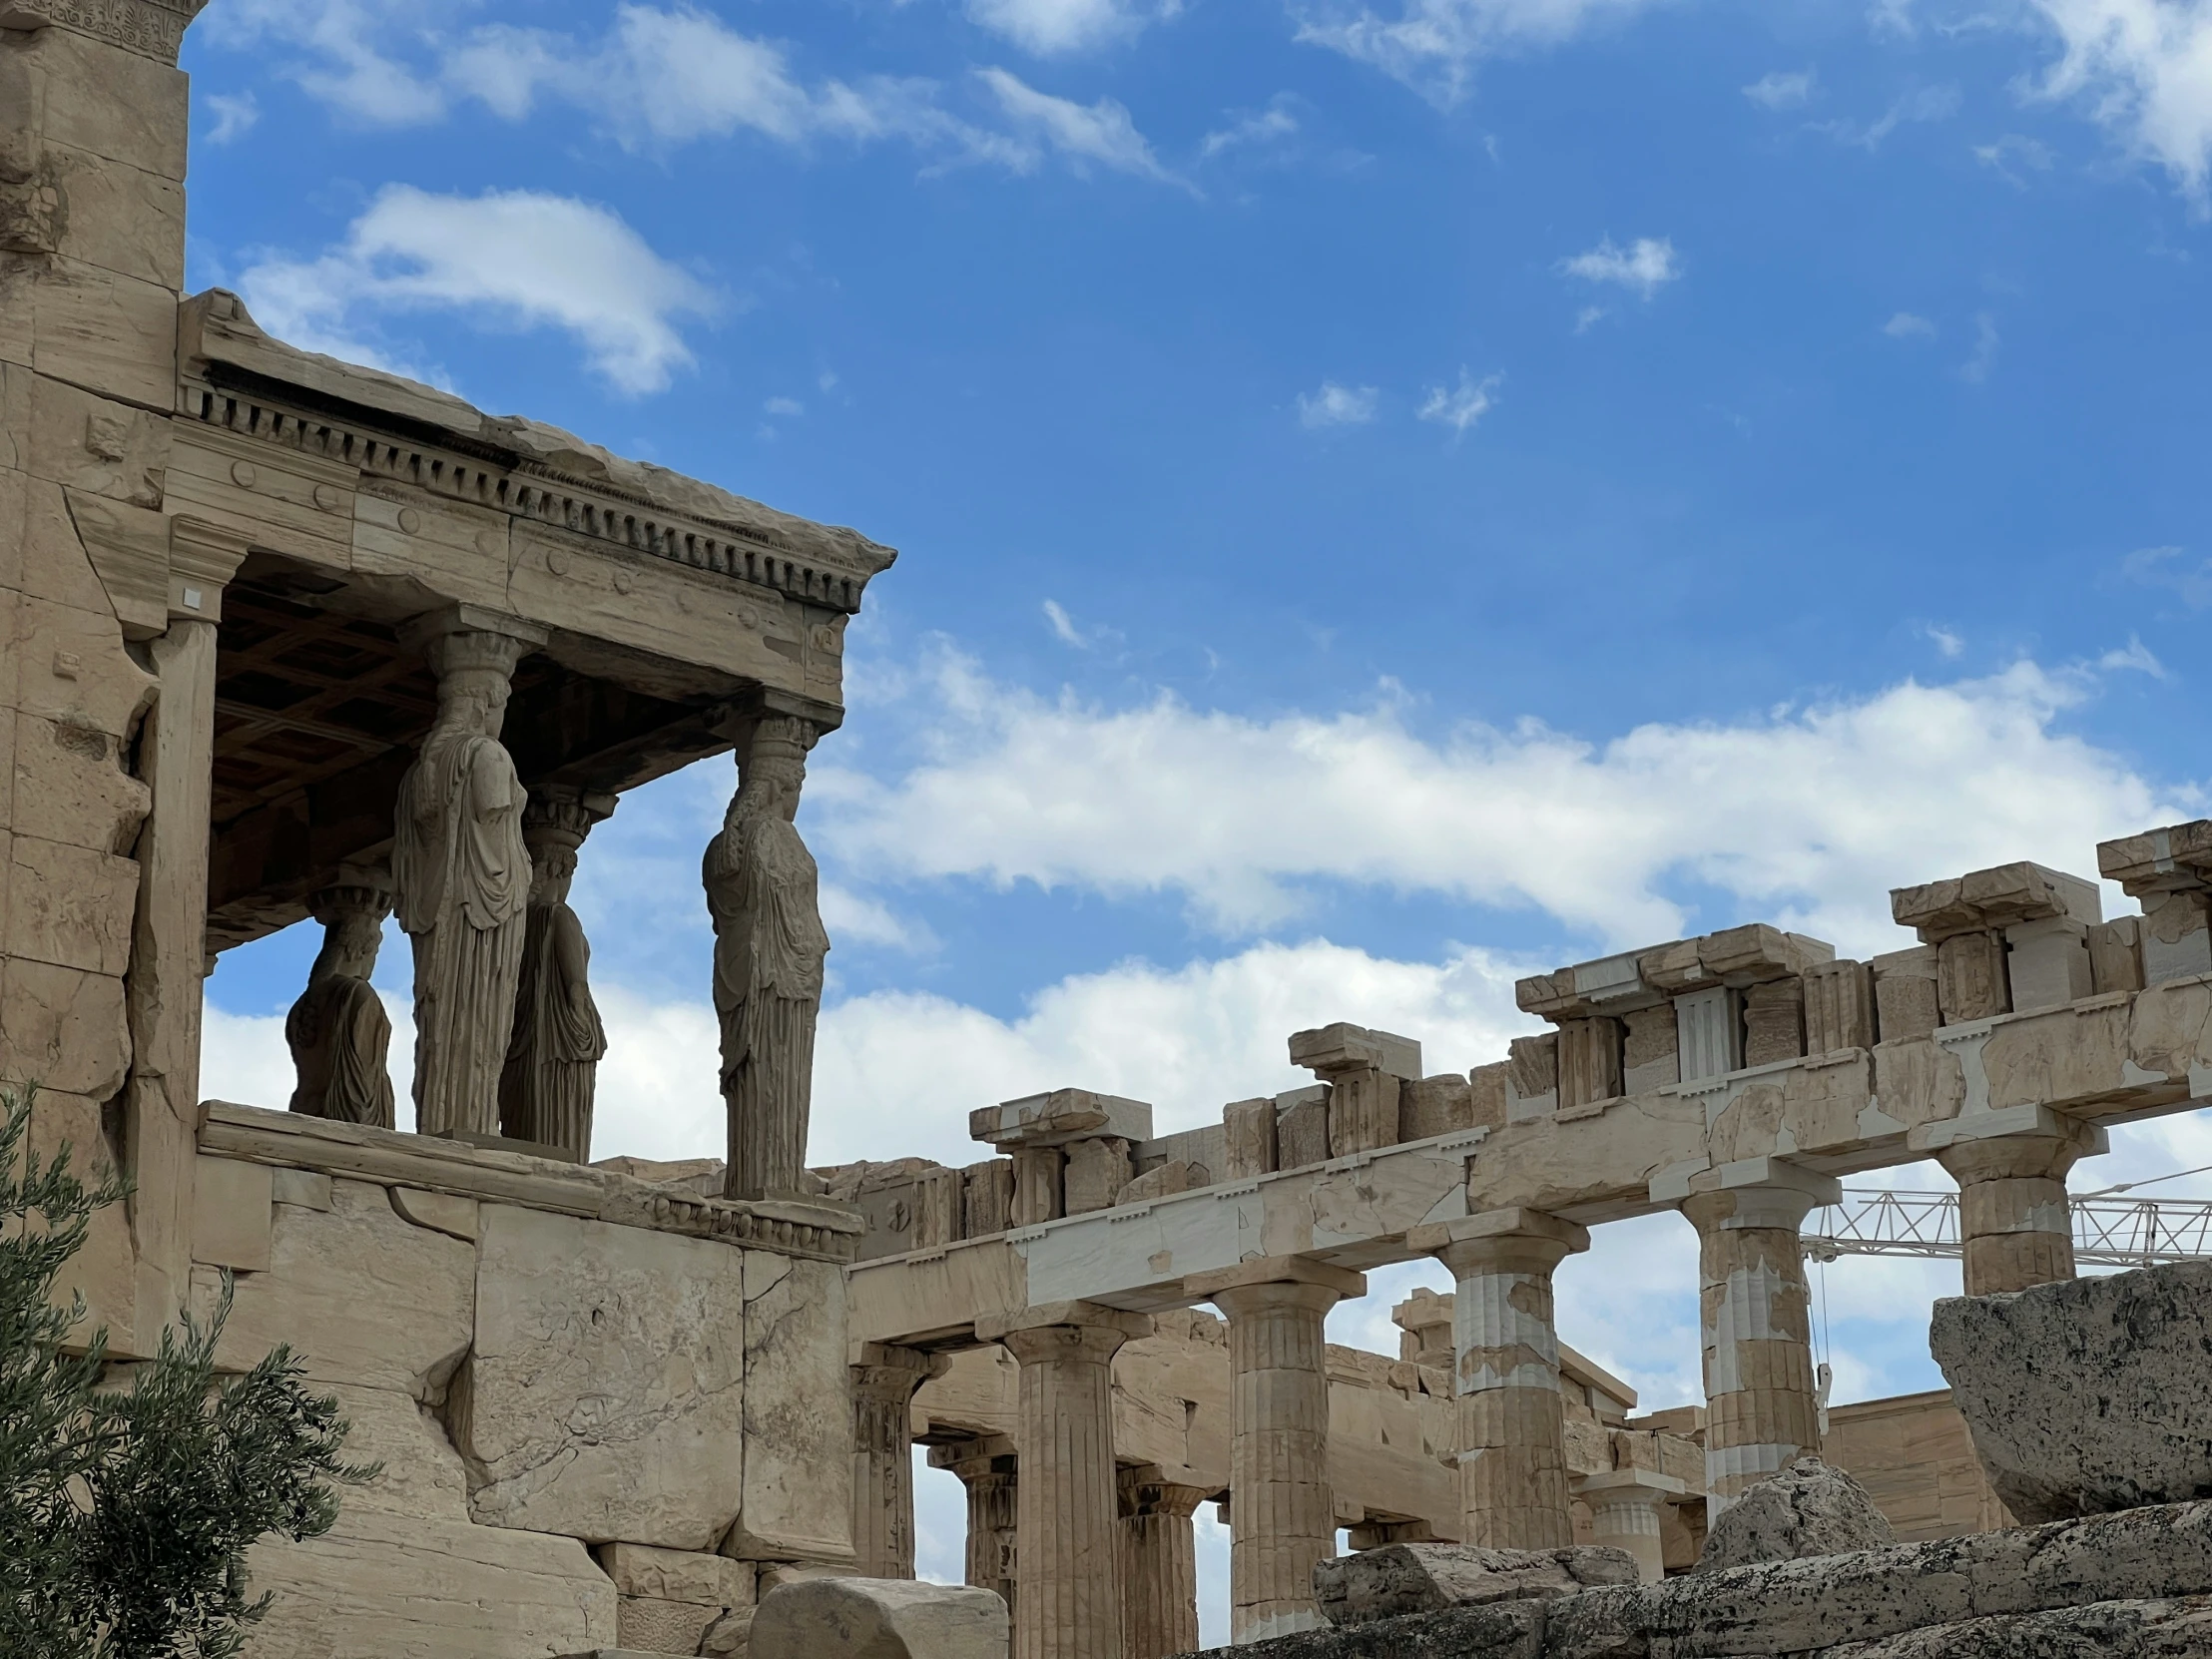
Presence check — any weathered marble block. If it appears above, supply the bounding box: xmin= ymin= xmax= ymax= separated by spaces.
xmin=732 ymin=1250 xmax=852 ymax=1563
xmin=751 ymin=1577 xmax=1009 ymax=1659
xmin=1314 ymin=1543 xmax=1637 ymax=1626
xmin=455 ymin=1204 xmax=747 ymax=1549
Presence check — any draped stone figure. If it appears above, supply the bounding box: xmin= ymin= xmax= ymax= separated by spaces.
xmin=705 ymin=715 xmax=830 ymax=1199
xmin=392 ymin=620 xmax=538 ymax=1139
xmin=499 ymin=791 xmax=614 ymax=1159
xmin=285 ymin=881 xmax=397 ymax=1128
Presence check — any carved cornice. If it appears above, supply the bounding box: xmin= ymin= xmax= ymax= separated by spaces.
xmin=177 ymin=375 xmax=887 ymax=614
xmin=9 ymin=0 xmax=205 ymax=64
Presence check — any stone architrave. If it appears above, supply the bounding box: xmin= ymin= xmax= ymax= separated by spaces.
xmin=705 ymin=713 xmax=830 ymax=1200
xmin=392 ymin=610 xmax=544 ymax=1140
xmin=1189 ymin=1257 xmax=1365 ymax=1644
xmin=1677 ymin=1163 xmax=1840 ymax=1514
xmin=1407 ymin=1211 xmax=1590 ymax=1553
xmin=499 ymin=789 xmax=614 ymax=1159
xmin=284 ymin=879 xmax=396 ymax=1128
xmin=976 ymin=1302 xmax=1151 ymax=1659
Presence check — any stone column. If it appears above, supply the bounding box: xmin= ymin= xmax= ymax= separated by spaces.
xmin=392 ymin=606 xmax=546 ymax=1139
xmin=1189 ymin=1258 xmax=1365 ymax=1644
xmin=1931 ymin=1112 xmax=2103 ymax=1296
xmin=850 ymin=1343 xmax=947 ymax=1578
xmin=1119 ymin=1465 xmax=1210 ymax=1659
xmin=931 ymin=1437 xmax=1020 ymax=1616
xmin=499 ymin=788 xmax=615 ymax=1158
xmin=976 ymin=1302 xmax=1152 ymax=1659
xmin=1574 ymin=1469 xmax=1685 ymax=1583
xmin=1677 ymin=1161 xmax=1840 ymax=1513
xmin=1409 ymin=1210 xmax=1589 ymax=1551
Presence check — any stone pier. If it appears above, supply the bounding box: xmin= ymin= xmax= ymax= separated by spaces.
xmin=977 ymin=1302 xmax=1151 ymax=1659
xmin=1410 ymin=1210 xmax=1589 ymax=1551
xmin=1930 ymin=1111 xmax=2103 ymax=1296
xmin=1119 ymin=1464 xmax=1210 ymax=1659
xmin=1192 ymin=1258 xmax=1365 ymax=1644
xmin=850 ymin=1343 xmax=946 ymax=1578
xmin=1679 ymin=1162 xmax=1840 ymax=1512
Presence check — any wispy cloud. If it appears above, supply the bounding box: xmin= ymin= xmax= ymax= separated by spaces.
xmin=1744 ymin=69 xmax=1816 ymax=110
xmin=966 ymin=0 xmax=1182 ymax=55
xmin=1202 ymin=98 xmax=1300 ymax=158
xmin=1960 ymin=310 xmax=2000 ymax=382
xmin=764 ymin=395 xmax=805 ymax=417
xmin=1924 ymin=623 xmax=1965 ymax=658
xmin=1883 ymin=310 xmax=1937 ymax=339
xmin=1298 ymin=380 xmax=1381 ymax=428
xmin=977 ymin=67 xmax=1190 ymax=187
xmin=2023 ymin=0 xmax=2212 ymax=204
xmin=203 ymin=92 xmax=261 ymax=145
xmin=2098 ymin=635 xmax=2168 ymax=678
xmin=1292 ymin=0 xmax=1667 ymax=104
xmin=2123 ymin=544 xmax=2212 ymax=609
xmin=1814 ymin=84 xmax=1961 ymax=151
xmin=1974 ymin=132 xmax=2056 ymax=187
xmin=1417 ymin=368 xmax=1501 ymax=437
xmin=237 ymin=186 xmax=717 ymax=396
xmin=1560 ymin=235 xmax=1679 ymax=298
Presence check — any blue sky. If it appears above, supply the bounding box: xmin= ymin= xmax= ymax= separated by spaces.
xmin=184 ymin=0 xmax=2212 ymax=1628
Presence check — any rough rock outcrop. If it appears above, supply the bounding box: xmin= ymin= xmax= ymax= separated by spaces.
xmin=1314 ymin=1544 xmax=1637 ymax=1627
xmin=750 ymin=1577 xmax=1009 ymax=1659
xmin=1696 ymin=1455 xmax=1895 ymax=1571
xmin=1931 ymin=1260 xmax=2212 ymax=1523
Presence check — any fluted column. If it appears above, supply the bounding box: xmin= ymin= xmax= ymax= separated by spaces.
xmin=1933 ymin=1113 xmax=2103 ymax=1296
xmin=851 ymin=1343 xmax=947 ymax=1578
xmin=1574 ymin=1469 xmax=1685 ymax=1583
xmin=930 ymin=1436 xmax=1020 ymax=1615
xmin=978 ymin=1302 xmax=1152 ymax=1659
xmin=1678 ymin=1161 xmax=1840 ymax=1513
xmin=1410 ymin=1210 xmax=1589 ymax=1550
xmin=1191 ymin=1257 xmax=1365 ymax=1644
xmin=1119 ymin=1465 xmax=1209 ymax=1659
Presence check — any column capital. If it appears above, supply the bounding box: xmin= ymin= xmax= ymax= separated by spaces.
xmin=166 ymin=515 xmax=250 ymax=622
xmin=711 ymin=684 xmax=846 ymax=744
xmin=1118 ymin=1462 xmax=1215 ymax=1519
xmin=1410 ymin=1208 xmax=1589 ymax=1275
xmin=977 ymin=1300 xmax=1152 ymax=1363
xmin=1182 ymin=1254 xmax=1365 ymax=1305
xmin=1573 ymin=1467 xmax=1687 ymax=1504
xmin=399 ymin=602 xmax=550 ymax=658
xmin=1677 ymin=1158 xmax=1841 ymax=1232
xmin=850 ymin=1341 xmax=950 ymax=1399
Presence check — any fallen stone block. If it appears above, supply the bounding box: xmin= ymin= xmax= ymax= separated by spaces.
xmin=1815 ymin=1595 xmax=2212 ymax=1658
xmin=1931 ymin=1260 xmax=2212 ymax=1523
xmin=1314 ymin=1543 xmax=1638 ymax=1626
xmin=1204 ymin=1600 xmax=1547 ymax=1659
xmin=750 ymin=1576 xmax=1008 ymax=1659
xmin=1696 ymin=1456 xmax=1895 ymax=1571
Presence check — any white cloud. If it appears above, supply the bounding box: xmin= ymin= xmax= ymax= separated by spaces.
xmin=2024 ymin=0 xmax=2212 ymax=201
xmin=1883 ymin=310 xmax=1937 ymax=339
xmin=1202 ymin=100 xmax=1302 ymax=158
xmin=1814 ymin=84 xmax=1961 ymax=151
xmin=1297 ymin=381 xmax=1381 ymax=427
xmin=1293 ymin=0 xmax=1668 ymax=103
xmin=236 ymin=186 xmax=717 ymax=397
xmin=814 ymin=649 xmax=2189 ymax=948
xmin=1574 ymin=303 xmax=1609 ymax=332
xmin=2098 ymin=634 xmax=2169 ymax=677
xmin=203 ymin=92 xmax=262 ymax=145
xmin=1974 ymin=132 xmax=2057 ymax=186
xmin=1745 ymin=69 xmax=1816 ymax=109
xmin=764 ymin=396 xmax=805 ymax=417
xmin=1961 ymin=310 xmax=2000 ymax=383
xmin=976 ymin=67 xmax=1186 ymax=185
xmin=1417 ymin=368 xmax=1501 ymax=436
xmin=1560 ymin=236 xmax=1679 ymax=297
xmin=198 ymin=0 xmax=452 ymax=125
xmin=2123 ymin=543 xmax=2212 ymax=608
xmin=966 ymin=0 xmax=1178 ymax=55
xmin=1924 ymin=623 xmax=1965 ymax=658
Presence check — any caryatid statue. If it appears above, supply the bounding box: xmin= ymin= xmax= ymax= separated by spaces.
xmin=285 ymin=879 xmax=397 ymax=1128
xmin=392 ymin=613 xmax=543 ymax=1139
xmin=499 ymin=790 xmax=614 ymax=1160
xmin=704 ymin=713 xmax=830 ymax=1199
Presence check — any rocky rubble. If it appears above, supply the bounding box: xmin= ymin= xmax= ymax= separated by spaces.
xmin=1695 ymin=1457 xmax=1894 ymax=1571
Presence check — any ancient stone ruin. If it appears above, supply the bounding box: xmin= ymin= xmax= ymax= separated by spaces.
xmin=9 ymin=5 xmax=2212 ymax=1659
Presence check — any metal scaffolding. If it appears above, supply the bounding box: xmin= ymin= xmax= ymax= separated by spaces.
xmin=1802 ymin=1191 xmax=2212 ymax=1268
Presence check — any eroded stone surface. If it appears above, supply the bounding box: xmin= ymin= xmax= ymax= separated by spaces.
xmin=457 ymin=1204 xmax=746 ymax=1548
xmin=1315 ymin=1544 xmax=1637 ymax=1626
xmin=751 ymin=1576 xmax=1010 ymax=1659
xmin=1931 ymin=1262 xmax=2212 ymax=1524
xmin=1696 ymin=1456 xmax=1895 ymax=1571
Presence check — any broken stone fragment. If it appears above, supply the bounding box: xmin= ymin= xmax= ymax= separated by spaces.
xmin=1311 ymin=1541 xmax=1638 ymax=1627
xmin=749 ymin=1576 xmax=1009 ymax=1659
xmin=1695 ymin=1456 xmax=1895 ymax=1572
xmin=1931 ymin=1260 xmax=2212 ymax=1524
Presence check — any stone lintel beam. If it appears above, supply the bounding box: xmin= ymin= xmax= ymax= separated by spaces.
xmin=971 ymin=1090 xmax=1156 ymax=1152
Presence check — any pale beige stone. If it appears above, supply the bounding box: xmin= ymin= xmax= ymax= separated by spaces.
xmin=973 ymin=1088 xmax=1154 ymax=1148
xmin=1467 ymin=1062 xmax=1508 ymax=1130
xmin=1892 ymin=860 xmax=2101 ymax=941
xmin=1620 ymin=1009 xmax=1679 ymax=1095
xmin=195 ymin=1178 xmax=473 ymax=1396
xmin=391 ymin=1185 xmax=480 ymax=1241
xmin=27 ymin=374 xmax=169 ymax=505
xmin=1555 ymin=1018 xmax=1622 ymax=1111
xmin=964 ymin=1158 xmax=1014 ymax=1237
xmin=1936 ymin=930 xmax=2008 ymax=1024
xmin=2003 ymin=916 xmax=2093 ymax=1012
xmin=1223 ymin=1097 xmax=1277 ymax=1177
xmin=10 ymin=710 xmax=149 ymax=852
xmin=458 ymin=1204 xmax=746 ymax=1549
xmin=597 ymin=1541 xmax=756 ymax=1606
xmin=1803 ymin=959 xmax=1875 ymax=1055
xmin=1117 ymin=1158 xmax=1205 ymax=1205
xmin=2142 ymin=889 xmax=2212 ymax=986
xmin=1872 ymin=946 xmax=1939 ymax=1042
xmin=1008 ymin=1146 xmax=1063 ymax=1226
xmin=8 ymin=832 xmax=138 ymax=974
xmin=191 ymin=1153 xmax=272 ymax=1273
xmin=31 ymin=256 xmax=177 ymax=410
xmin=2087 ymin=916 xmax=2145 ymax=995
xmin=1314 ymin=1541 xmax=1636 ymax=1624
xmin=751 ymin=1577 xmax=1010 ymax=1659
xmin=1400 ymin=1074 xmax=1473 ymax=1141
xmin=850 ymin=1344 xmax=943 ymax=1578
xmin=1276 ymin=1085 xmax=1330 ymax=1168
xmin=1120 ymin=1465 xmax=1207 ymax=1659
xmin=272 ymin=1167 xmax=333 ymax=1211
xmin=0 ymin=957 xmax=130 ymax=1099
xmin=1505 ymin=1034 xmax=1557 ymax=1119
xmin=736 ymin=1250 xmax=852 ymax=1562
xmin=1697 ymin=1456 xmax=1894 ymax=1571
xmin=321 ymin=1381 xmax=474 ymax=1523
xmin=1061 ymin=1136 xmax=1131 ymax=1215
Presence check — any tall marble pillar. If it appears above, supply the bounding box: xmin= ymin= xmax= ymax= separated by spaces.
xmin=500 ymin=789 xmax=614 ymax=1158
xmin=932 ymin=1437 xmax=1020 ymax=1616
xmin=1119 ymin=1465 xmax=1210 ymax=1659
xmin=978 ymin=1303 xmax=1152 ymax=1659
xmin=285 ymin=878 xmax=396 ymax=1127
xmin=1412 ymin=1210 xmax=1590 ymax=1551
xmin=851 ymin=1343 xmax=947 ymax=1578
xmin=1932 ymin=1112 xmax=2102 ymax=1296
xmin=1678 ymin=1162 xmax=1840 ymax=1512
xmin=1192 ymin=1258 xmax=1364 ymax=1644
xmin=392 ymin=608 xmax=545 ymax=1139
